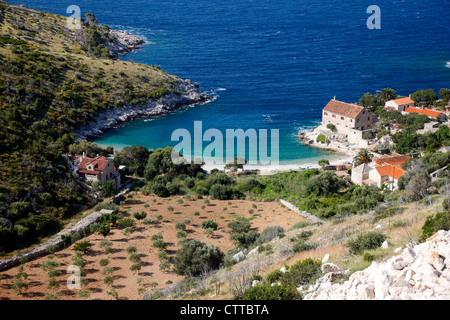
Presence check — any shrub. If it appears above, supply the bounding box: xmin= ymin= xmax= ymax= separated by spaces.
xmin=99 ymin=259 xmax=109 ymax=267
xmin=130 ymin=263 xmax=141 ymax=273
xmin=257 ymin=225 xmax=284 ymax=244
xmin=346 ymin=231 xmax=387 ymax=255
xmin=152 ymin=239 xmax=167 ymax=250
xmin=326 ymin=123 xmax=336 ymax=131
xmin=98 ymin=223 xmax=110 ymax=237
xmin=133 ymin=211 xmax=147 ymax=220
xmin=73 ymin=240 xmax=92 ymax=254
xmin=209 ymin=184 xmax=229 ymax=200
xmin=316 ymin=134 xmax=327 ymax=144
xmin=420 ymin=211 xmax=450 ymax=242
xmin=117 ymin=218 xmax=135 ymax=229
xmin=176 ymin=230 xmax=187 ymax=239
xmin=280 ymin=258 xmax=322 ymax=288
xmin=202 ymin=220 xmax=218 ymax=230
xmin=228 ymin=219 xmax=251 ymax=234
xmin=266 ymin=270 xmax=283 ymax=284
xmin=174 ymin=239 xmax=224 ymax=276
xmin=175 ymin=222 xmax=186 ymax=230
xmin=126 ymin=246 xmax=137 ymax=254
xmin=243 ymin=283 xmax=302 ymax=300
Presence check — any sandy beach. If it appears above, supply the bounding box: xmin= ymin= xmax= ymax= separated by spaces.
xmin=202 ymin=153 xmax=354 ymax=175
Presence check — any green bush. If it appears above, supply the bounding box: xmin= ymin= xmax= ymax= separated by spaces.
xmin=346 ymin=231 xmax=387 ymax=255
xmin=174 ymin=239 xmax=224 ymax=276
xmin=316 ymin=134 xmax=327 ymax=144
xmin=243 ymin=283 xmax=302 ymax=300
xmin=209 ymin=184 xmax=229 ymax=200
xmin=133 ymin=211 xmax=147 ymax=220
xmin=117 ymin=218 xmax=135 ymax=229
xmin=202 ymin=220 xmax=218 ymax=230
xmin=280 ymin=258 xmax=322 ymax=288
xmin=419 ymin=211 xmax=450 ymax=242
xmin=73 ymin=240 xmax=92 ymax=254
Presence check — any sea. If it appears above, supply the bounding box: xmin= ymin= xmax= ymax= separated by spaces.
xmin=12 ymin=0 xmax=450 ymax=168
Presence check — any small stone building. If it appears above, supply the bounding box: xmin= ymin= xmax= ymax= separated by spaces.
xmin=77 ymin=154 xmax=121 ymax=188
xmin=322 ymin=98 xmax=376 ymax=134
xmin=384 ymin=97 xmax=415 ymax=112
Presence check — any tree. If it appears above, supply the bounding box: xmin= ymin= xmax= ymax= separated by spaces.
xmin=114 ymin=145 xmax=150 ymax=177
xmin=174 ymin=239 xmax=224 ymax=276
xmin=209 ymin=184 xmax=229 ymax=200
xmin=144 ymin=147 xmax=204 ymax=180
xmin=98 ymin=223 xmax=110 ymax=237
xmin=405 ymin=171 xmax=431 ymax=201
xmin=411 ymin=89 xmax=438 ymax=106
xmin=225 ymin=157 xmax=247 ymax=172
xmin=318 ymin=159 xmax=330 ymax=167
xmin=353 ymin=149 xmax=373 ymax=166
xmin=379 ymin=88 xmax=397 ymax=104
xmin=358 ymin=92 xmax=378 ymax=111
xmin=102 ymin=180 xmax=117 ymax=197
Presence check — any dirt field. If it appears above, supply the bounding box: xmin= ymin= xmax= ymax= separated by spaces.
xmin=0 ymin=193 xmax=308 ymax=300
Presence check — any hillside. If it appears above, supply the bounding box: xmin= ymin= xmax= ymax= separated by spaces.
xmin=0 ymin=2 xmax=208 ymax=254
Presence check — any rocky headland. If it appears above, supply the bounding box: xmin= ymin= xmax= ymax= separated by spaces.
xmin=73 ymin=78 xmax=211 ymax=140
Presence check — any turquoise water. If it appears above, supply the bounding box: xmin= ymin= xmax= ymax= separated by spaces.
xmin=14 ymin=0 xmax=450 ymax=165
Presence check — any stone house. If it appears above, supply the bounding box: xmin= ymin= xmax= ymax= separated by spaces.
xmin=351 ymin=154 xmax=410 ymax=191
xmin=384 ymin=97 xmax=415 ymax=112
xmin=76 ymin=154 xmax=121 ymax=188
xmin=322 ymin=98 xmax=376 ymax=134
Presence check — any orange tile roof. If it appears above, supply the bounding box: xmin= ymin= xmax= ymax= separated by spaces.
xmin=392 ymin=97 xmax=414 ymax=105
xmin=405 ymin=107 xmax=443 ymax=118
xmin=78 ymin=156 xmax=110 ymax=174
xmin=323 ymin=99 xmax=364 ymax=119
xmin=375 ymin=165 xmax=407 ymax=180
xmin=374 ymin=155 xmax=410 ymax=167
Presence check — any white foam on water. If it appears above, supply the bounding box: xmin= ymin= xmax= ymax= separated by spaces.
xmin=446 ymin=61 xmax=450 ymax=68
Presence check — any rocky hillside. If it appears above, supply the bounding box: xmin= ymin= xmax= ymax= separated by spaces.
xmin=0 ymin=1 xmax=209 ymax=253
xmin=302 ymin=230 xmax=450 ymax=300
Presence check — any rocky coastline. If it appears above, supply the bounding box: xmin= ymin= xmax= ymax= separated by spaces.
xmin=73 ymin=30 xmax=211 ymax=141
xmin=106 ymin=29 xmax=145 ymax=58
xmin=73 ymin=78 xmax=211 ymax=140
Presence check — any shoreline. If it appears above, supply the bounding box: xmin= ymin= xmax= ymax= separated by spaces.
xmin=201 ymin=153 xmax=354 ymax=175
xmin=73 ymin=30 xmax=212 ymax=141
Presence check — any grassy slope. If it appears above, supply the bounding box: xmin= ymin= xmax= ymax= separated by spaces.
xmin=0 ymin=2 xmax=185 ymax=254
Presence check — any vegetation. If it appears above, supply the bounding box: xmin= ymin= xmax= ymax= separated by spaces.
xmin=0 ymin=2 xmax=186 ymax=253
xmin=174 ymin=239 xmax=224 ymax=276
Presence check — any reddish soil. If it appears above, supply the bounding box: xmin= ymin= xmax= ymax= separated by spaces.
xmin=0 ymin=193 xmax=307 ymax=300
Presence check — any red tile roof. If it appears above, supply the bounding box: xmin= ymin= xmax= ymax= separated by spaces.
xmin=374 ymin=155 xmax=410 ymax=167
xmin=323 ymin=99 xmax=365 ymax=119
xmin=77 ymin=156 xmax=110 ymax=175
xmin=375 ymin=165 xmax=407 ymax=180
xmin=405 ymin=107 xmax=444 ymax=118
xmin=392 ymin=97 xmax=414 ymax=105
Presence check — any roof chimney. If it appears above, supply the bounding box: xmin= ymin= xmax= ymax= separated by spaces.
xmin=333 ymin=96 xmax=336 ymax=100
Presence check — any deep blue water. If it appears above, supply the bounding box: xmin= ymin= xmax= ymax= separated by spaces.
xmin=12 ymin=0 xmax=450 ymax=165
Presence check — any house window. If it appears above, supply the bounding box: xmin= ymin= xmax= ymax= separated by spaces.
xmin=357 ymin=119 xmax=359 ymax=123
xmin=341 ymin=117 xmax=344 ymax=120
xmin=350 ymin=119 xmax=353 ymax=122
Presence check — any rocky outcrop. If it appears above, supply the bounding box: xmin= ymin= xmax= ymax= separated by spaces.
xmin=73 ymin=78 xmax=211 ymax=140
xmin=301 ymin=230 xmax=450 ymax=300
xmin=106 ymin=29 xmax=145 ymax=58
